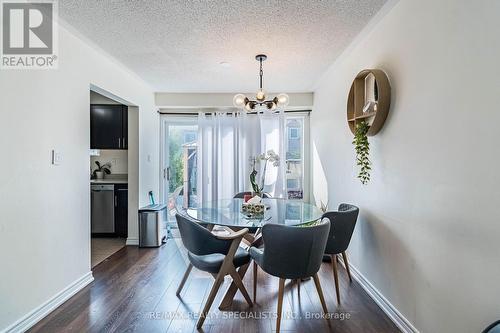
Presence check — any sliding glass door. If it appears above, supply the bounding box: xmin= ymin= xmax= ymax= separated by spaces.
xmin=160 ymin=116 xmax=198 ymax=224
xmin=160 ymin=112 xmax=310 ymax=226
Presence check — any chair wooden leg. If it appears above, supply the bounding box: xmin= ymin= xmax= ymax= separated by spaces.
xmin=196 ymin=273 xmax=224 ymax=329
xmin=229 ymin=267 xmax=253 ymax=307
xmin=342 ymin=251 xmax=352 ymax=282
xmin=219 ymin=262 xmax=250 ymax=309
xmin=331 ymin=254 xmax=341 ymax=305
xmin=276 ymin=278 xmax=285 ymax=333
xmin=176 ymin=263 xmax=193 ymax=296
xmin=312 ymin=273 xmax=329 ymax=314
xmin=253 ymin=261 xmax=258 ymax=303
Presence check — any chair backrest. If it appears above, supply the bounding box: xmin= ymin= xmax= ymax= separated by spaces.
xmin=322 ymin=203 xmax=359 ymax=255
xmin=175 ymin=214 xmax=230 ymax=256
xmin=233 ymin=192 xmax=271 ymax=199
xmin=483 ymin=320 xmax=500 ymax=333
xmin=259 ymin=219 xmax=330 ymax=280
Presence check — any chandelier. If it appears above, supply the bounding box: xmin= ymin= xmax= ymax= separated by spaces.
xmin=233 ymin=54 xmax=289 ymax=112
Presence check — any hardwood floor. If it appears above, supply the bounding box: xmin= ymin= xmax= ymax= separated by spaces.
xmin=29 ymin=239 xmax=400 ymax=333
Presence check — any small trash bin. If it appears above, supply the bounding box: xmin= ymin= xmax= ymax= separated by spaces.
xmin=138 ymin=204 xmax=167 ymax=247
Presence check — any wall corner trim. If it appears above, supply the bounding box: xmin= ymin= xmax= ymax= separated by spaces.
xmin=3 ymin=272 xmax=94 ymax=333
xmin=126 ymin=237 xmax=139 ymax=246
xmin=338 ymin=257 xmax=419 ymax=333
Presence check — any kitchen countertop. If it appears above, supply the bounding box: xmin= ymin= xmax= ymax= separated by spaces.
xmin=91 ymin=179 xmax=128 ymax=184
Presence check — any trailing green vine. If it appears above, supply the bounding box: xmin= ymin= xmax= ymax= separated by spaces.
xmin=353 ymin=120 xmax=371 ymax=185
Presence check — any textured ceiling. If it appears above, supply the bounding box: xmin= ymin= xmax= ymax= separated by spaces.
xmin=59 ymin=0 xmax=387 ymax=92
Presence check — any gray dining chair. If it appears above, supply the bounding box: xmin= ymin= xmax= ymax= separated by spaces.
xmin=483 ymin=320 xmax=500 ymax=333
xmin=233 ymin=191 xmax=272 ymax=199
xmin=175 ymin=213 xmax=253 ymax=329
xmin=249 ymin=220 xmax=331 ymax=333
xmin=322 ymin=203 xmax=359 ymax=305
xmin=174 ymin=214 xmax=210 ymax=297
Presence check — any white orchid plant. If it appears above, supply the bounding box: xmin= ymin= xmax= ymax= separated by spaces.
xmin=249 ymin=150 xmax=280 ymax=196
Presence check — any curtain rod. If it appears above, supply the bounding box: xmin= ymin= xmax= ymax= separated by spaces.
xmin=157 ymin=109 xmax=312 ymax=116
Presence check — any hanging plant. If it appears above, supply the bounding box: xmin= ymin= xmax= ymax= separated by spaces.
xmin=352 ymin=120 xmax=371 ymax=185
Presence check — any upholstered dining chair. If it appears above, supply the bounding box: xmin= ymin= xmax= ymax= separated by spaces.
xmin=175 ymin=213 xmax=253 ymax=329
xmin=174 ymin=214 xmax=210 ymax=296
xmin=233 ymin=191 xmax=272 ymax=199
xmin=322 ymin=203 xmax=359 ymax=305
xmin=249 ymin=220 xmax=331 ymax=333
xmin=483 ymin=320 xmax=500 ymax=333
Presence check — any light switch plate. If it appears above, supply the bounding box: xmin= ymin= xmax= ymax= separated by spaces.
xmin=52 ymin=150 xmax=62 ymax=165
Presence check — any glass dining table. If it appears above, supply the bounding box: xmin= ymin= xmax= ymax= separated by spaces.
xmin=181 ymin=198 xmax=324 ymax=229
xmin=176 ymin=198 xmax=324 ymax=309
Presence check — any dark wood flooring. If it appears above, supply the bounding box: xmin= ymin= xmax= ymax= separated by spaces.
xmin=29 ymin=238 xmax=400 ymax=333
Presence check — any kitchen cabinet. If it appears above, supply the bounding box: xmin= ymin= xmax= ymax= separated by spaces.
xmin=90 ymin=104 xmax=128 ymax=149
xmin=114 ymin=184 xmax=128 ymax=238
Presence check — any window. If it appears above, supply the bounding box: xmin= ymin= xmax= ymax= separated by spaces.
xmin=285 ymin=116 xmax=308 ymax=200
xmin=289 ymin=127 xmax=300 ymax=139
xmin=183 ymin=130 xmax=197 ymax=144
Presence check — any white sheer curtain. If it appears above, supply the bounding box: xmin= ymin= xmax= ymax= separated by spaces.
xmin=259 ymin=112 xmax=287 ymax=198
xmin=197 ymin=111 xmax=286 ymax=203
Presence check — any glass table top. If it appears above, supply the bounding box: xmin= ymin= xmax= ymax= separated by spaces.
xmin=180 ymin=198 xmax=323 ymax=228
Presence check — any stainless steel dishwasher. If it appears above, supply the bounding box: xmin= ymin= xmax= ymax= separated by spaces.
xmin=91 ymin=184 xmax=115 ymax=233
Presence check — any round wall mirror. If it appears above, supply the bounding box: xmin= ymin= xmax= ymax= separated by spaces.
xmin=347 ymin=69 xmax=391 ymax=136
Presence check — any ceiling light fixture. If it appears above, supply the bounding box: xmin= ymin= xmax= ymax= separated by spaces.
xmin=233 ymin=54 xmax=289 ymax=112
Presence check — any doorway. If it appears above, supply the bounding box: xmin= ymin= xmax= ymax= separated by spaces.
xmin=89 ymin=91 xmax=127 ymax=267
xmin=89 ymin=86 xmax=139 ymax=268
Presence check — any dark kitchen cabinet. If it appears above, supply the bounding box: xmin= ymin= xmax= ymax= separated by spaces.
xmin=90 ymin=104 xmax=128 ymax=149
xmin=114 ymin=184 xmax=128 ymax=238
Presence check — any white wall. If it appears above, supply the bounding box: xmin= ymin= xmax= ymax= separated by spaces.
xmin=311 ymin=0 xmax=500 ymax=332
xmin=155 ymin=92 xmax=313 ymax=109
xmin=0 ymin=22 xmax=159 ymax=331
xmin=127 ymin=107 xmax=140 ymax=245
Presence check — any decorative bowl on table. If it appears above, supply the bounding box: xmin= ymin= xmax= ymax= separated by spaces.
xmin=241 ymin=203 xmax=265 ymax=217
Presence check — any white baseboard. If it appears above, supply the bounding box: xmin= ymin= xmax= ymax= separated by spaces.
xmin=337 ymin=256 xmax=419 ymax=333
xmin=3 ymin=272 xmax=94 ymax=333
xmin=126 ymin=237 xmax=139 ymax=246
